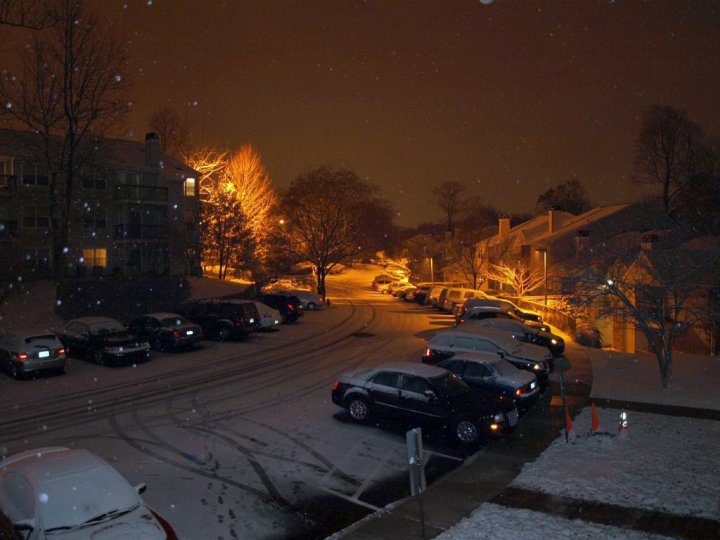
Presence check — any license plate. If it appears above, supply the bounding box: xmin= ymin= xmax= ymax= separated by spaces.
xmin=186 ymin=330 xmax=194 ymax=335
xmin=530 ymin=381 xmax=536 ymax=389
xmin=38 ymin=351 xmax=50 ymax=358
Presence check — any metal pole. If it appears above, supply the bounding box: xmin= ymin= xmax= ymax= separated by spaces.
xmin=560 ymin=357 xmax=568 ymax=443
xmin=419 ymin=491 xmax=426 ymax=540
xmin=543 ymin=250 xmax=548 ymax=306
xmin=430 ymin=257 xmax=434 ymax=283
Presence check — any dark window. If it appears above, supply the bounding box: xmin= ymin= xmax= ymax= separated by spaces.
xmin=401 ymin=375 xmax=431 ymax=394
xmin=372 ymin=372 xmax=400 ymax=388
xmin=464 ymin=362 xmax=492 ymax=378
xmin=441 ymin=360 xmax=466 ymax=375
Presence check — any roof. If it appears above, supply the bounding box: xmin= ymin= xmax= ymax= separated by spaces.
xmin=144 ymin=312 xmax=184 ymax=319
xmin=372 ymin=362 xmax=448 ymax=378
xmin=0 ymin=127 xmax=197 ymax=180
xmin=534 ymin=204 xmax=632 ymax=246
xmin=438 ymin=325 xmax=517 ymax=345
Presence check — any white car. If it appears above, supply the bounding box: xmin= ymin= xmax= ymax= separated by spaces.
xmin=249 ymin=300 xmax=282 ymax=330
xmin=0 ymin=447 xmax=176 ymax=539
xmin=0 ymin=330 xmax=66 ymax=379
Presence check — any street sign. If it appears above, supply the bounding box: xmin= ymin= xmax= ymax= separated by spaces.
xmin=406 ymin=427 xmax=426 ymax=496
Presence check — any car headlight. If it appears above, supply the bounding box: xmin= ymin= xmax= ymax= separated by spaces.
xmin=533 ymin=363 xmax=542 ymax=370
xmin=550 ymin=338 xmax=558 ymax=345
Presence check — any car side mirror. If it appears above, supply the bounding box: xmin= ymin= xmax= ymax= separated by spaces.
xmin=134 ymin=482 xmax=147 ymax=494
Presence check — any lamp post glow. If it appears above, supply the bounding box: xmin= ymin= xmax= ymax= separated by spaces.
xmin=430 ymin=256 xmax=434 ymax=283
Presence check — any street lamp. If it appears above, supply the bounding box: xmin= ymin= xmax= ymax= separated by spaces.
xmin=536 ymin=246 xmax=547 ymax=306
xmin=430 ymin=256 xmax=434 ymax=283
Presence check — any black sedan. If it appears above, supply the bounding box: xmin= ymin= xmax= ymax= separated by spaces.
xmin=331 ymin=362 xmax=519 ymax=445
xmin=253 ymin=294 xmax=303 ymax=323
xmin=60 ymin=317 xmax=151 ymax=366
xmin=465 ymin=318 xmax=565 ymax=356
xmin=128 ymin=312 xmax=204 ymax=352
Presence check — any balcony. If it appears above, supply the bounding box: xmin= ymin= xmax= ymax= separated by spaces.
xmin=113 ymin=184 xmax=168 ymax=203
xmin=114 ymin=224 xmax=168 ymax=240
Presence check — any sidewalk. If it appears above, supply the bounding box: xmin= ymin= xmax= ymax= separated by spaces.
xmin=332 ymin=344 xmax=720 ymax=539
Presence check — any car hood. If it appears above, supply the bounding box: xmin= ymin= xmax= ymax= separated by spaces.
xmin=45 ymin=505 xmax=166 ymax=539
xmin=507 ymin=342 xmax=552 ymax=362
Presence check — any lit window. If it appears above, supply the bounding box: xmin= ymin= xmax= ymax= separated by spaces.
xmin=83 ymin=248 xmax=107 ymax=268
xmin=184 ymin=177 xmax=196 ymax=197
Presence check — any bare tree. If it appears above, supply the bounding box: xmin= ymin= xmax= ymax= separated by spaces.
xmin=573 ymin=239 xmax=720 ymax=388
xmin=634 ymin=105 xmax=706 ymax=214
xmin=486 ymin=260 xmax=545 ymax=298
xmin=0 ymin=0 xmax=129 ymax=279
xmin=149 ymin=105 xmax=191 ymax=157
xmin=535 ymin=178 xmax=591 ymax=215
xmin=0 ymin=0 xmax=54 ymax=29
xmin=280 ymin=167 xmax=377 ymax=299
xmin=433 ymin=180 xmax=466 ymax=237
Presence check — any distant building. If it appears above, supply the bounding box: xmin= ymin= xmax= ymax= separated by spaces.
xmin=0 ymin=129 xmax=201 ymax=278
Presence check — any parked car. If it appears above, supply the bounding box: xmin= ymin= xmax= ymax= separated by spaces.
xmin=422 ymin=326 xmax=551 ymax=386
xmin=248 ymin=300 xmax=282 ymax=331
xmin=0 ymin=447 xmax=177 ymax=539
xmin=0 ymin=330 xmax=66 ymax=379
xmin=465 ymin=318 xmax=565 ymax=356
xmin=253 ymin=293 xmax=303 ymax=323
xmin=275 ymin=289 xmax=324 ymax=310
xmin=128 ymin=312 xmax=204 ymax=352
xmin=60 ymin=317 xmax=151 ymax=366
xmin=177 ymin=300 xmax=260 ymax=340
xmin=437 ymin=352 xmax=540 ymax=409
xmin=395 ymin=284 xmax=417 ymax=299
xmin=331 ymin=362 xmax=519 ymax=444
xmin=441 ymin=288 xmax=489 ymax=314
xmin=456 ymin=300 xmax=550 ymax=332
xmin=371 ymin=275 xmax=393 ymax=291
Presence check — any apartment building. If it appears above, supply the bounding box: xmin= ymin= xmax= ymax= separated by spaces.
xmin=0 ymin=128 xmax=200 ymax=278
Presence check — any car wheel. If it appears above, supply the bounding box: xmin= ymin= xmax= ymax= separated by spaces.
xmin=217 ymin=327 xmax=231 ymax=341
xmin=453 ymin=418 xmax=480 ymax=444
xmin=93 ymin=350 xmax=104 ymax=365
xmin=347 ymin=396 xmax=371 ymax=423
xmin=306 ymin=302 xmax=316 ymax=311
xmin=381 ymin=289 xmax=388 ymax=295
xmin=10 ymin=362 xmax=23 ymax=380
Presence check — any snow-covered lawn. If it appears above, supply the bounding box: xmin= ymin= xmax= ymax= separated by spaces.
xmin=436 ymin=348 xmax=720 ymax=539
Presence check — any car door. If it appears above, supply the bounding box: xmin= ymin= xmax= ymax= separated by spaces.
xmin=367 ymin=371 xmax=401 ymax=413
xmin=398 ymin=374 xmax=443 ymax=420
xmin=460 ymin=361 xmax=499 ymax=394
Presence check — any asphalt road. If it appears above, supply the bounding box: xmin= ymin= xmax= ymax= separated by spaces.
xmin=0 ymin=268 xmax=521 ymax=539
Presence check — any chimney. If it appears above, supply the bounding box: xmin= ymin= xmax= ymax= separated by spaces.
xmin=145 ymin=132 xmax=161 ymax=168
xmin=498 ymin=217 xmax=510 ymax=238
xmin=548 ymin=209 xmax=556 ymax=234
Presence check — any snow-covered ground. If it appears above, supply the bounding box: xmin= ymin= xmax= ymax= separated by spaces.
xmin=435 ymin=348 xmax=720 ymax=539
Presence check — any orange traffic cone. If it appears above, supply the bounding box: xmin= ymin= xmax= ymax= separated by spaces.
xmin=565 ymin=409 xmax=573 ymax=434
xmin=591 ymin=402 xmax=600 ymax=432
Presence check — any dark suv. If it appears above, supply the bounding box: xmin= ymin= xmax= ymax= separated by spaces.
xmin=176 ymin=300 xmax=260 ymax=340
xmin=331 ymin=362 xmax=519 ymax=445
xmin=253 ymin=293 xmax=303 ymax=323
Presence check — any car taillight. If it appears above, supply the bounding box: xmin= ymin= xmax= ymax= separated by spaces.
xmin=423 ymin=348 xmax=431 ymax=357
xmin=172 ymin=330 xmax=181 ymax=338
xmin=515 ymin=388 xmax=524 ymax=396
xmin=56 ymin=348 xmax=65 ymax=356
xmin=332 ymin=380 xmax=340 ymax=390
xmin=287 ymin=304 xmax=294 ymax=311
xmin=16 ymin=352 xmax=28 ymax=361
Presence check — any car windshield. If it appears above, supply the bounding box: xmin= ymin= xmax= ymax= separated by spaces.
xmin=38 ymin=465 xmax=140 ymax=530
xmin=160 ymin=316 xmax=188 ymax=326
xmin=24 ymin=335 xmax=57 ymax=344
xmin=430 ymin=372 xmax=469 ymax=399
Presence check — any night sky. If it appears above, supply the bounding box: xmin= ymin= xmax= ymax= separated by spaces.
xmin=95 ymin=0 xmax=720 ymax=225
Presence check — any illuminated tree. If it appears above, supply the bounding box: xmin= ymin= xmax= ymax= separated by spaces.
xmin=222 ymin=145 xmax=277 ymax=255
xmin=486 ymin=261 xmax=545 ymax=298
xmin=200 ymin=178 xmax=253 ymax=279
xmin=0 ymin=0 xmax=128 ymax=279
xmin=280 ymin=167 xmax=377 ymax=298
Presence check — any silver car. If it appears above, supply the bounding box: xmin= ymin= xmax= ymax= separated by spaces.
xmin=0 ymin=330 xmax=66 ymax=379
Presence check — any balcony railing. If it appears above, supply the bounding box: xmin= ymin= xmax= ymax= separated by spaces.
xmin=114 ymin=224 xmax=168 ymax=240
xmin=113 ymin=184 xmax=168 ymax=202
